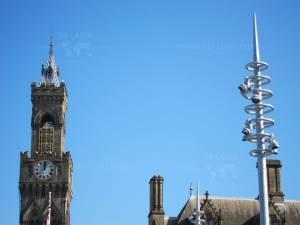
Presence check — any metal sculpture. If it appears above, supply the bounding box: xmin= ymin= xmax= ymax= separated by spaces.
xmin=239 ymin=13 xmax=280 ymax=225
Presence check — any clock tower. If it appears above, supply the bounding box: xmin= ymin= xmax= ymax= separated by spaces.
xmin=19 ymin=37 xmax=73 ymax=225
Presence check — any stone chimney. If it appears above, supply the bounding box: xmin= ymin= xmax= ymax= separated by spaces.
xmin=149 ymin=175 xmax=165 ymax=225
xmin=267 ymin=160 xmax=284 ymax=202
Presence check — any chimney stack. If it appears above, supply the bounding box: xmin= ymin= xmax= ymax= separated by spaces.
xmin=149 ymin=175 xmax=165 ymax=225
xmin=267 ymin=160 xmax=284 ymax=202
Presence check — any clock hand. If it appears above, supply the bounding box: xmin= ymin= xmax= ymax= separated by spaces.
xmin=43 ymin=161 xmax=47 ymax=170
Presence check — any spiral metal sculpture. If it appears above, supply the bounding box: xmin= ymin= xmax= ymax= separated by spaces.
xmin=239 ymin=13 xmax=280 ymax=225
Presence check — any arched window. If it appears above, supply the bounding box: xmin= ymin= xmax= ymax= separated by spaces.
xmin=37 ymin=114 xmax=55 ymax=155
xmin=40 ymin=113 xmax=55 ymax=128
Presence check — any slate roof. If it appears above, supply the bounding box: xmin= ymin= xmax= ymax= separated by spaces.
xmin=164 ymin=196 xmax=300 ymax=225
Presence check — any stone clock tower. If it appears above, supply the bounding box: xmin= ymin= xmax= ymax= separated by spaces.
xmin=19 ymin=38 xmax=72 ymax=225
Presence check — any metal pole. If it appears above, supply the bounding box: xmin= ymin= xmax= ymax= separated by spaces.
xmin=255 ymin=61 xmax=269 ymax=225
xmin=188 ymin=182 xmax=205 ymax=225
xmin=195 ymin=182 xmax=201 ymax=225
xmin=239 ymin=13 xmax=280 ymax=225
xmin=253 ymin=19 xmax=269 ymax=223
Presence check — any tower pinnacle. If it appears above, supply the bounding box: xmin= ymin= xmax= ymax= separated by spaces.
xmin=49 ymin=33 xmax=54 ymax=56
xmin=40 ymin=35 xmax=60 ymax=87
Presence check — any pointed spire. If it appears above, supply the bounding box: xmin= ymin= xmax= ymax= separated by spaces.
xmin=245 ymin=13 xmax=268 ymax=71
xmin=49 ymin=33 xmax=54 ymax=56
xmin=40 ymin=34 xmax=60 ymax=87
xmin=253 ymin=12 xmax=260 ymax=62
xmin=47 ymin=34 xmax=56 ymax=68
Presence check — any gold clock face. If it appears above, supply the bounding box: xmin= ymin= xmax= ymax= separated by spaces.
xmin=34 ymin=160 xmax=54 ymax=180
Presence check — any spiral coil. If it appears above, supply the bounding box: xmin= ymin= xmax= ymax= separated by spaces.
xmin=239 ymin=60 xmax=279 ymax=157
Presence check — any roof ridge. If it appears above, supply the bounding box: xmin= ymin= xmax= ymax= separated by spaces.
xmin=190 ymin=195 xmax=257 ymax=201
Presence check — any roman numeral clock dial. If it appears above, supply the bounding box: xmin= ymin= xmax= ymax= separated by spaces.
xmin=34 ymin=160 xmax=54 ymax=180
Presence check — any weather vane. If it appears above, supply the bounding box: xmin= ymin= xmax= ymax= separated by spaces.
xmin=238 ymin=13 xmax=280 ymax=225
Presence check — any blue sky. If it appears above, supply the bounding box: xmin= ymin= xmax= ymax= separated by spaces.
xmin=1 ymin=0 xmax=300 ymax=225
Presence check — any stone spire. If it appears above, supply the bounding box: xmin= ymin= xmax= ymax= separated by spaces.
xmin=40 ymin=35 xmax=60 ymax=87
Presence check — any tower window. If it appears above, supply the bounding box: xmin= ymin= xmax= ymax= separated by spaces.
xmin=40 ymin=113 xmax=55 ymax=127
xmin=39 ymin=126 xmax=54 ymax=155
xmin=37 ymin=114 xmax=55 ymax=155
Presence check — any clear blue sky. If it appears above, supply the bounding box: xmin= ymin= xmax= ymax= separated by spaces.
xmin=1 ymin=0 xmax=300 ymax=225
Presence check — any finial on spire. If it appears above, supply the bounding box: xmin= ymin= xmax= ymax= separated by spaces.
xmin=253 ymin=12 xmax=260 ymax=62
xmin=189 ymin=183 xmax=193 ymax=198
xmin=49 ymin=33 xmax=54 ymax=56
xmin=204 ymin=191 xmax=209 ymax=200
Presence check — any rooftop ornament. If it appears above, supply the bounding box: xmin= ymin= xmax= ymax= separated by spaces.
xmin=40 ymin=34 xmax=60 ymax=87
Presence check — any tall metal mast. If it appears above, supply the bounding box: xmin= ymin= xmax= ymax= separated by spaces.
xmin=195 ymin=182 xmax=203 ymax=225
xmin=239 ymin=13 xmax=280 ymax=225
xmin=188 ymin=182 xmax=205 ymax=225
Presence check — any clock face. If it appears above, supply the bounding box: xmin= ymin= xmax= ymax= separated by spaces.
xmin=34 ymin=160 xmax=54 ymax=180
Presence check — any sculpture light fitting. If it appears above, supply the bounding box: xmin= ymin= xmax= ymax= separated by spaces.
xmin=239 ymin=13 xmax=280 ymax=225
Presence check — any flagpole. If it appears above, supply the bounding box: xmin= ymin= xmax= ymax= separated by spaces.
xmin=45 ymin=192 xmax=52 ymax=225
